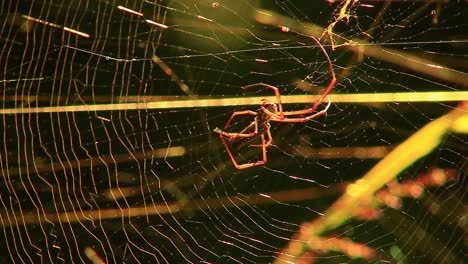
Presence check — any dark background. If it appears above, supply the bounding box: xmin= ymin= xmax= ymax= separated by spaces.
xmin=0 ymin=0 xmax=466 ymax=263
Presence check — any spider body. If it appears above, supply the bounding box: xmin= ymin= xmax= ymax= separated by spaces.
xmin=214 ymin=36 xmax=335 ymax=170
xmin=229 ymin=100 xmax=276 ymax=150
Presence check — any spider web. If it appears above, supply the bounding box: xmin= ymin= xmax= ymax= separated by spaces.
xmin=1 ymin=0 xmax=466 ymax=263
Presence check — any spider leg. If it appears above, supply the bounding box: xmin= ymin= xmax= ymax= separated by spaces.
xmin=216 ymin=131 xmax=242 ymax=169
xmin=264 ymin=129 xmax=273 ymax=147
xmin=242 ymin=37 xmax=335 ymax=120
xmin=242 ymin=134 xmax=268 ymax=169
xmin=270 ymin=96 xmax=331 ymax=123
xmin=214 ymin=128 xmax=257 ymax=138
xmin=260 ymin=134 xmax=267 ymax=163
xmin=224 ymin=110 xmax=258 ymax=130
xmin=217 ymin=131 xmax=267 ymax=170
xmin=214 ymin=110 xmax=259 ymax=139
xmin=215 ymin=110 xmax=267 ymax=170
xmin=308 ymin=36 xmax=336 ymax=113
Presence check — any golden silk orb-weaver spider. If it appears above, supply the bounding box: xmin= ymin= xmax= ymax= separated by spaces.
xmin=214 ymin=36 xmax=336 ymax=170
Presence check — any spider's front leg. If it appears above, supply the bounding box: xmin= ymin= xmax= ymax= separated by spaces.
xmin=213 ymin=127 xmax=256 ymax=139
xmin=213 ymin=110 xmax=259 ymax=139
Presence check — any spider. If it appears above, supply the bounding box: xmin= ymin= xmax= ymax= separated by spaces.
xmin=214 ymin=36 xmax=336 ymax=170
